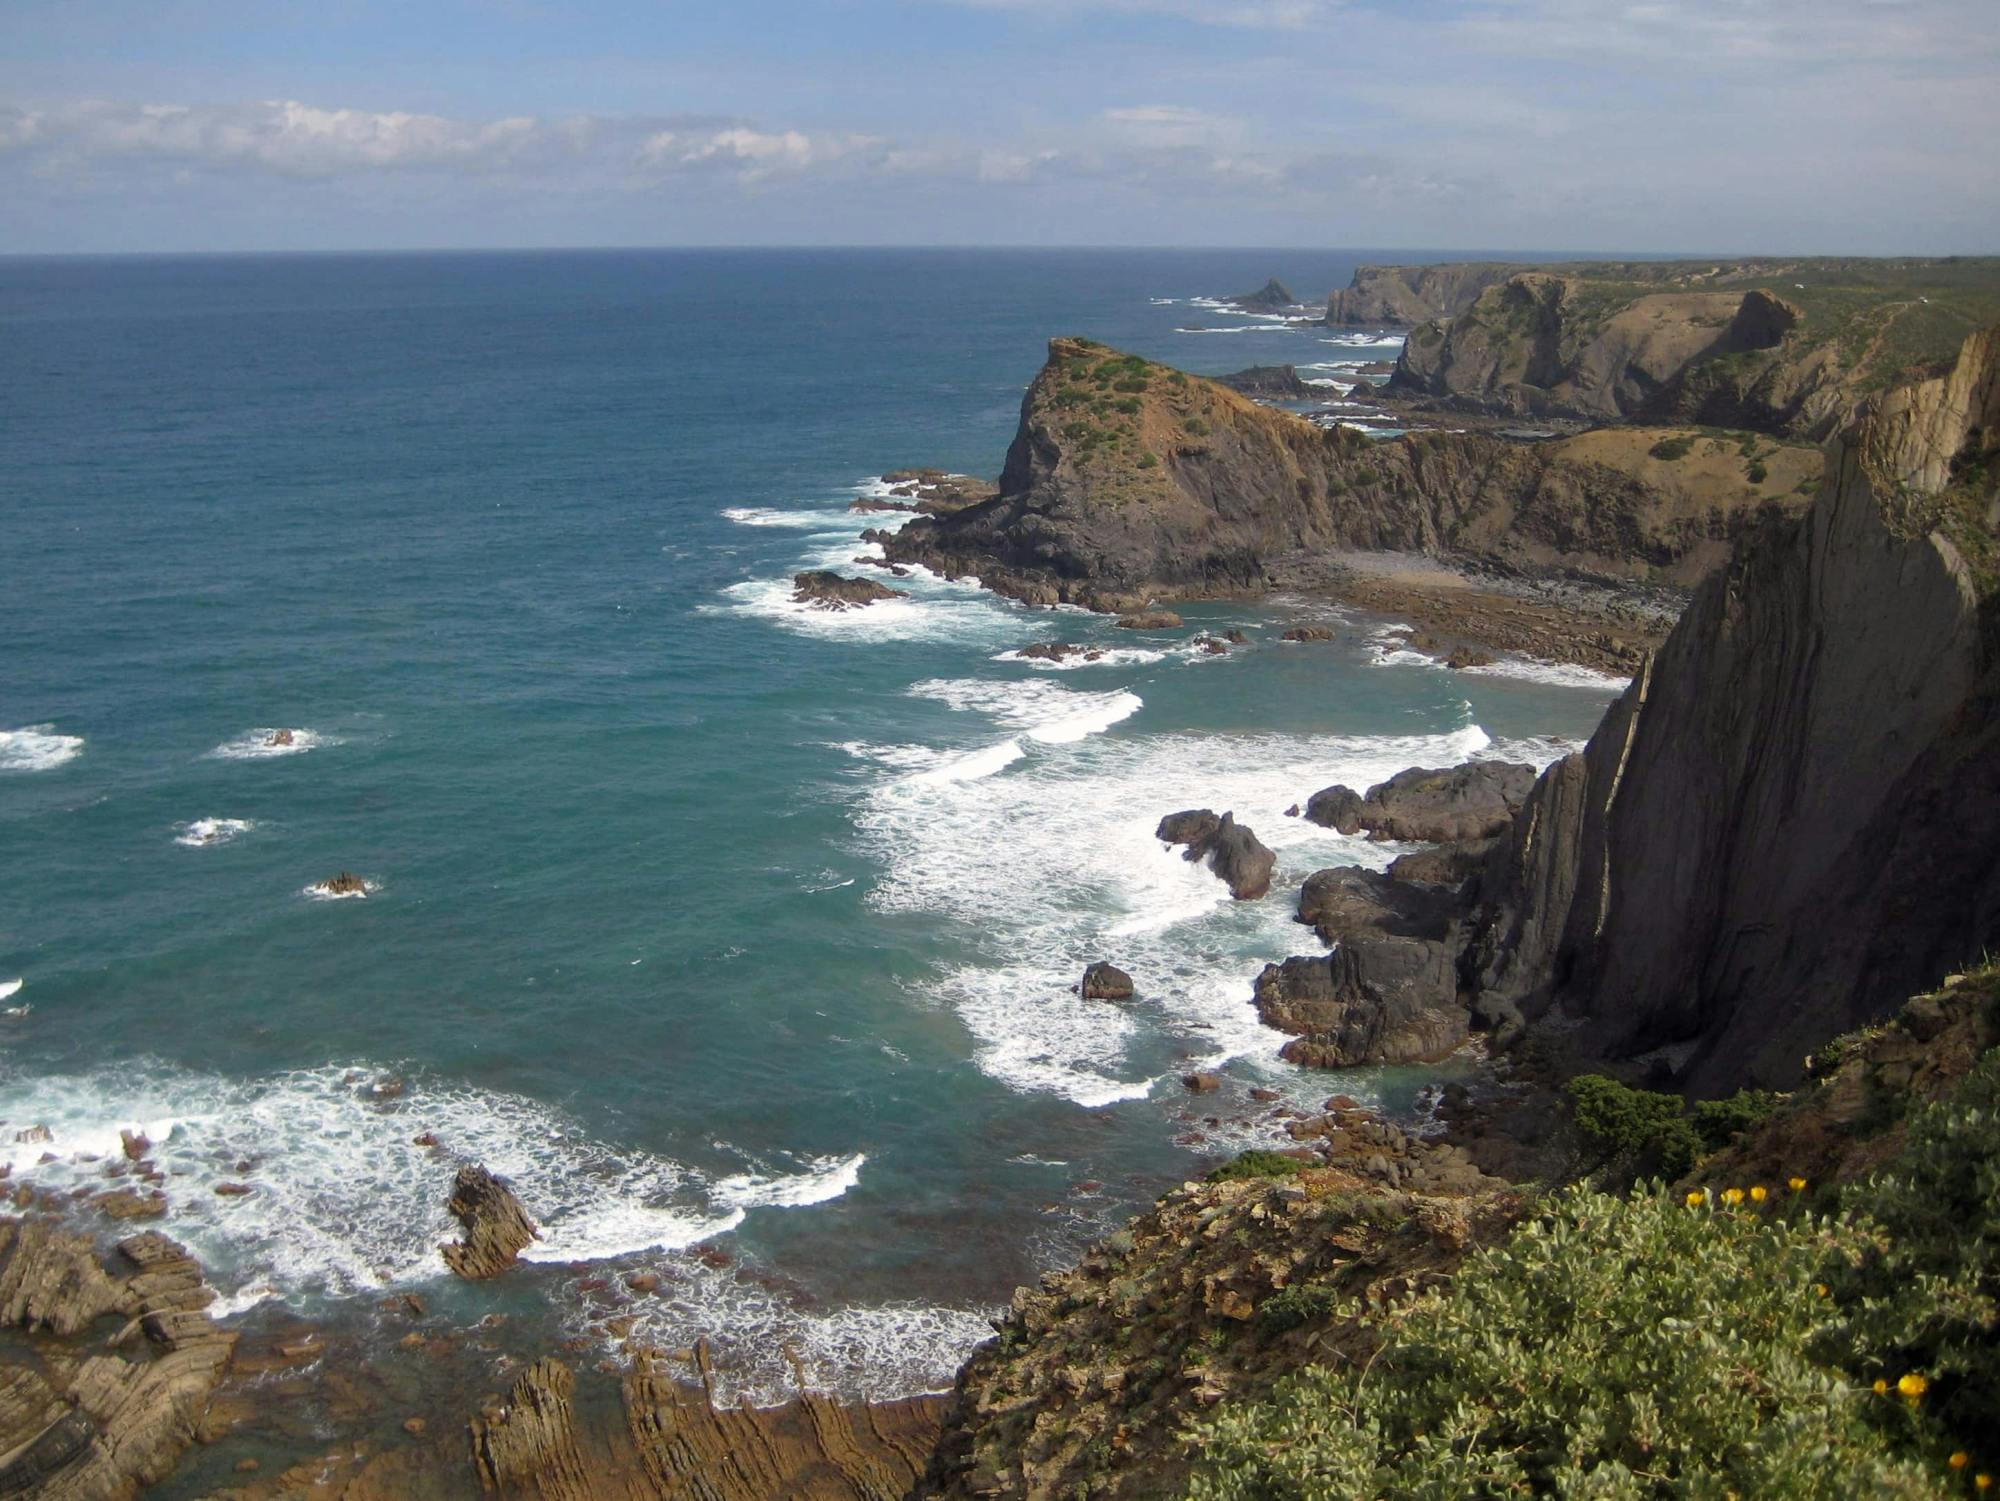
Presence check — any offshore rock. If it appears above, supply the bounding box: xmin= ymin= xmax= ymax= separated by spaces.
xmin=1081 ymin=962 xmax=1135 ymax=1001
xmin=1229 ymin=278 xmax=1296 ymax=312
xmin=1114 ymin=609 xmax=1182 ymax=630
xmin=791 ymin=570 xmax=907 ymax=610
xmin=441 ymin=1164 xmax=538 ymax=1280
xmin=1156 ymin=810 xmax=1275 ymax=900
xmin=1305 ymin=761 xmax=1538 ymax=843
xmin=1215 ymin=364 xmax=1312 ymax=400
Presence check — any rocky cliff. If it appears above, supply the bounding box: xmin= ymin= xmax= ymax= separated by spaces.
xmin=1388 ymin=257 xmax=2000 ymax=438
xmin=1324 ymin=263 xmax=1522 ymax=326
xmin=1465 ymin=326 xmax=2000 ymax=1094
xmin=879 ymin=338 xmax=1811 ymax=614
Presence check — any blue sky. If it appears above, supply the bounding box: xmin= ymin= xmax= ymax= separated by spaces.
xmin=3 ymin=0 xmax=1995 ymax=254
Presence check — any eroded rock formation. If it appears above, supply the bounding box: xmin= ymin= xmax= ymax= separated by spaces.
xmin=791 ymin=571 xmax=908 ymax=610
xmin=441 ymin=1164 xmax=538 ymax=1280
xmin=1156 ymin=810 xmax=1275 ymax=901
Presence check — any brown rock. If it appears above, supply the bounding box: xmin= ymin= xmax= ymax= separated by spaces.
xmin=1282 ymin=625 xmax=1337 ymax=642
xmin=120 ymin=1129 xmax=151 ymax=1161
xmin=213 ymin=1183 xmax=253 ymax=1197
xmin=94 ymin=1189 xmax=169 ymax=1220
xmin=1182 ymin=1073 xmax=1221 ymax=1093
xmin=1081 ymin=962 xmax=1136 ymax=1001
xmin=267 ymin=728 xmax=295 ymax=747
xmin=440 ymin=1165 xmax=538 ymax=1280
xmin=314 ymin=871 xmax=370 ymax=897
xmin=1114 ymin=610 xmax=1183 ymax=630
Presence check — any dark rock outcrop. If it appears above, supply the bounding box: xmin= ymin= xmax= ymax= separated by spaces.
xmin=1114 ymin=610 xmax=1182 ymax=630
xmin=1016 ymin=641 xmax=1101 ymax=663
xmin=1229 ymin=278 xmax=1296 ymax=312
xmin=791 ymin=570 xmax=907 ymax=610
xmin=441 ymin=1165 xmax=538 ymax=1280
xmin=1464 ymin=326 xmax=2000 ymax=1093
xmin=1215 ymin=365 xmax=1311 ymax=400
xmin=1304 ymin=761 xmax=1538 ymax=843
xmin=876 ymin=468 xmax=999 ymax=516
xmin=314 ymin=871 xmax=368 ymax=898
xmin=1080 ymin=962 xmax=1135 ymax=1001
xmin=1156 ymin=810 xmax=1275 ymax=900
xmin=1255 ymin=867 xmax=1470 ymax=1067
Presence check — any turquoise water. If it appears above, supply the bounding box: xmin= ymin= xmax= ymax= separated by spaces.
xmin=0 ymin=249 xmax=1617 ymax=1402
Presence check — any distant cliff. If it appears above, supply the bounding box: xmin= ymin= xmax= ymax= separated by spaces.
xmin=1325 ymin=262 xmax=1521 ymax=326
xmin=879 ymin=338 xmax=1813 ymax=611
xmin=1466 ymin=326 xmax=2000 ymax=1093
xmin=1385 ymin=256 xmax=2000 ymax=438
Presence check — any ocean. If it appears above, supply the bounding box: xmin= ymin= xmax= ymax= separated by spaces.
xmin=0 ymin=248 xmax=1618 ymax=1411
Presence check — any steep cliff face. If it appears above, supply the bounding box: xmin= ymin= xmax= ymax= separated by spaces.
xmin=1325 ymin=263 xmax=1522 ymax=326
xmin=1467 ymin=328 xmax=2000 ymax=1094
xmin=1390 ymin=259 xmax=2000 ymax=439
xmin=880 ymin=338 xmax=1810 ymax=608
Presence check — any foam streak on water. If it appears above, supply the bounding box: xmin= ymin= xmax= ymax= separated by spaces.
xmin=0 ymin=724 xmax=84 ymax=772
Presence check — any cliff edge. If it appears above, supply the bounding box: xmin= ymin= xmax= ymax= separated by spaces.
xmin=1466 ymin=326 xmax=2000 ymax=1093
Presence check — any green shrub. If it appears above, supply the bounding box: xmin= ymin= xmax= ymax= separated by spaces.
xmin=1182 ymin=417 xmax=1209 ymax=436
xmin=1692 ymin=1088 xmax=1782 ymax=1150
xmin=1566 ymin=1073 xmax=1704 ymax=1179
xmin=1255 ymin=1283 xmax=1339 ymax=1336
xmin=1748 ymin=459 xmax=1770 ymax=484
xmin=1831 ymin=1050 xmax=2000 ymax=1458
xmin=1113 ymin=397 xmax=1142 ymax=414
xmin=1114 ymin=377 xmax=1150 ymax=393
xmin=1190 ymin=1184 xmax=1951 ymax=1499
xmin=1205 ymin=1150 xmax=1302 ymax=1184
xmin=1650 ymin=434 xmax=1697 ymax=461
xmin=1136 ymin=451 xmax=1159 ymax=469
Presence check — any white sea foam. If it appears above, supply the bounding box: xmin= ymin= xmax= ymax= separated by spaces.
xmin=1173 ymin=325 xmax=1296 ymax=335
xmin=176 ymin=818 xmax=255 ymax=848
xmin=0 ymin=725 xmax=84 ymax=772
xmin=994 ymin=644 xmax=1171 ymax=671
xmin=0 ymin=981 xmax=19 ymax=1004
xmin=1320 ymin=332 xmax=1408 ymax=349
xmin=721 ymin=505 xmax=860 ymax=530
xmin=1366 ymin=626 xmax=1630 ymax=692
xmin=902 ymin=739 xmax=1026 ymax=786
xmin=208 ymin=728 xmax=333 ymax=761
xmin=0 ymin=1062 xmax=862 ymax=1306
xmin=714 ymin=1152 xmax=866 ymax=1209
xmin=851 ymin=713 xmax=1513 ymax=1106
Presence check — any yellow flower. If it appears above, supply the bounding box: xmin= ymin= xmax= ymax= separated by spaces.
xmin=1813 ymin=1283 xmax=1829 ymax=1298
xmin=1975 ymin=1474 xmax=1990 ymax=1492
xmin=1722 ymin=1187 xmax=1746 ymax=1207
xmin=1685 ymin=1189 xmax=1706 ymax=1208
xmin=1872 ymin=1379 xmax=1889 ymax=1395
xmin=1897 ymin=1372 xmax=1928 ymax=1400
xmin=1750 ymin=1185 xmax=1768 ymax=1203
xmin=1788 ymin=1176 xmax=1808 ymax=1192
xmin=1950 ymin=1453 xmax=1969 ymax=1470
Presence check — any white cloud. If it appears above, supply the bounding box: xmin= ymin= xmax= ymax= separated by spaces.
xmin=636 ymin=126 xmax=884 ymax=180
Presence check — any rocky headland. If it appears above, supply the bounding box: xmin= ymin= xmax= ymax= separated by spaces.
xmin=1335 ymin=255 xmax=2000 ymax=439
xmin=876 ymin=336 xmax=1817 ymax=671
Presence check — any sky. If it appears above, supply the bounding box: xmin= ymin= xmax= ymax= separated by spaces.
xmin=3 ymin=0 xmax=1996 ymax=255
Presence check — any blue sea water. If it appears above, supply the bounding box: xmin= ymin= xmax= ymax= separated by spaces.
xmin=0 ymin=249 xmax=1618 ymax=1404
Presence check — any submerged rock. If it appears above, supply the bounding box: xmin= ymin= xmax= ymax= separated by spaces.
xmin=1156 ymin=810 xmax=1275 ymax=901
xmin=441 ymin=1164 xmax=538 ymax=1280
xmin=266 ymin=728 xmax=295 ymax=747
xmin=791 ymin=570 xmax=908 ymax=610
